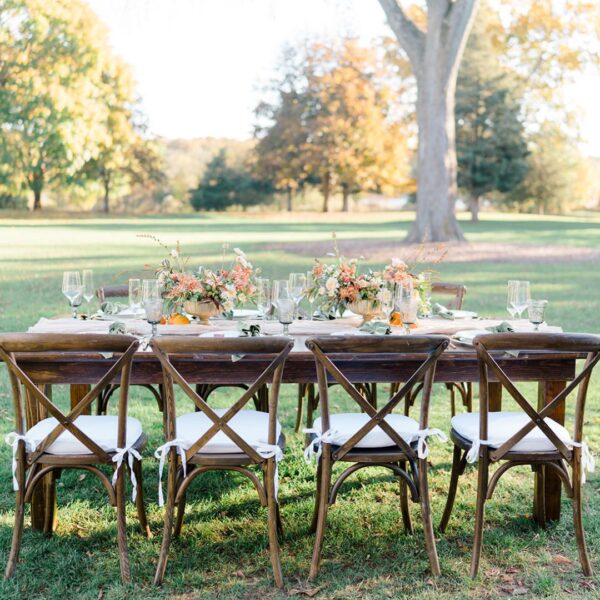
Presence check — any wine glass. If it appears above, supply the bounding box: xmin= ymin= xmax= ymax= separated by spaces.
xmin=256 ymin=277 xmax=271 ymax=320
xmin=129 ymin=278 xmax=142 ymax=316
xmin=274 ymin=279 xmax=295 ymax=335
xmin=527 ymin=299 xmax=547 ymax=331
xmin=395 ymin=279 xmax=419 ymax=335
xmin=289 ymin=272 xmax=306 ymax=318
xmin=380 ymin=282 xmax=395 ymax=323
xmin=419 ymin=271 xmax=433 ymax=318
xmin=82 ymin=269 xmax=95 ymax=312
xmin=305 ymin=271 xmax=316 ymax=320
xmin=510 ymin=280 xmax=530 ymax=319
xmin=142 ymin=279 xmax=162 ymax=337
xmin=62 ymin=271 xmax=83 ymax=319
xmin=507 ymin=280 xmax=518 ymax=319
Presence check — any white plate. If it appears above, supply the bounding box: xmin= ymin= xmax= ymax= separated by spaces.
xmin=199 ymin=331 xmax=240 ymax=338
xmin=450 ymin=310 xmax=478 ymax=319
xmin=232 ymin=309 xmax=260 ymax=319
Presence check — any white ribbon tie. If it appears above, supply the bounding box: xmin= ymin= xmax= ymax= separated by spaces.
xmin=256 ymin=443 xmax=284 ymax=500
xmin=415 ymin=428 xmax=448 ymax=459
xmin=154 ymin=439 xmax=189 ymax=507
xmin=111 ymin=445 xmax=142 ymax=502
xmin=5 ymin=433 xmax=36 ymax=491
xmin=570 ymin=440 xmax=595 ymax=483
xmin=466 ymin=439 xmax=490 ymax=464
xmin=302 ymin=428 xmax=339 ymax=464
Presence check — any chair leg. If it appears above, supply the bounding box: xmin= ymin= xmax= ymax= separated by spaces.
xmin=115 ymin=467 xmax=131 ymax=583
xmin=533 ymin=464 xmax=546 ymax=529
xmin=266 ymin=459 xmax=284 ymax=588
xmin=470 ymin=455 xmax=489 ymax=578
xmin=399 ymin=461 xmax=413 ymax=535
xmin=154 ymin=449 xmax=178 ymax=586
xmin=309 ymin=452 xmax=332 ymax=580
xmin=440 ymin=444 xmax=463 ymax=533
xmin=275 ymin=501 xmax=284 ymax=538
xmin=133 ymin=459 xmax=151 ymax=538
xmin=449 ymin=384 xmax=456 ymax=417
xmin=173 ymin=490 xmax=187 ymax=538
xmin=465 ymin=383 xmax=473 ymax=412
xmin=5 ymin=451 xmax=26 ymax=579
xmin=418 ymin=458 xmax=441 ymax=577
xmin=295 ymin=384 xmax=305 ymax=432
xmin=310 ymin=458 xmax=323 ymax=533
xmin=307 ymin=387 xmax=318 ymax=430
xmin=572 ymin=460 xmax=593 ymax=576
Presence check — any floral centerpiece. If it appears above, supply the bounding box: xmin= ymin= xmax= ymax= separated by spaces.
xmin=144 ymin=237 xmax=258 ymax=324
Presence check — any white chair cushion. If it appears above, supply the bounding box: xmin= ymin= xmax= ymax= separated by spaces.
xmin=312 ymin=413 xmax=419 ymax=448
xmin=26 ymin=415 xmax=143 ymax=455
xmin=451 ymin=412 xmax=572 ymax=453
xmin=176 ymin=409 xmax=282 ymax=454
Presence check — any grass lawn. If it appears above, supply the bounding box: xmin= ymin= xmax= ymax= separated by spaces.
xmin=0 ymin=211 xmax=599 ymax=599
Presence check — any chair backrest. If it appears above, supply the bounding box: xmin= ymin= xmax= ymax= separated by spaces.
xmin=432 ymin=282 xmax=466 ymax=310
xmin=96 ymin=285 xmax=128 ymax=302
xmin=151 ymin=336 xmax=294 ymax=463
xmin=305 ymin=335 xmax=450 ymax=460
xmin=474 ymin=333 xmax=600 ymax=462
xmin=0 ymin=333 xmax=139 ymax=463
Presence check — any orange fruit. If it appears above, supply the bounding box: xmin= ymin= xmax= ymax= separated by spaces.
xmin=167 ymin=313 xmax=190 ymax=325
xmin=160 ymin=316 xmax=166 ymax=325
xmin=390 ymin=311 xmax=403 ymax=327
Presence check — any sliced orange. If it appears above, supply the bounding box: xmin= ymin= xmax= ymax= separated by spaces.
xmin=167 ymin=313 xmax=190 ymax=325
xmin=390 ymin=311 xmax=403 ymax=327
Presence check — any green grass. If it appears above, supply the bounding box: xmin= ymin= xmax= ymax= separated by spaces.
xmin=0 ymin=211 xmax=600 ymax=599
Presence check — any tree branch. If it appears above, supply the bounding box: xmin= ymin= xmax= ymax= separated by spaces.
xmin=444 ymin=0 xmax=480 ymax=77
xmin=378 ymin=0 xmax=425 ymax=67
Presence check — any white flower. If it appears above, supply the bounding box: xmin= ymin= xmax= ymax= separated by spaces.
xmin=318 ymin=286 xmax=326 ymax=296
xmin=391 ymin=258 xmax=407 ymax=269
xmin=378 ymin=288 xmax=392 ymax=304
xmin=237 ymin=293 xmax=247 ymax=304
xmin=233 ymin=247 xmax=246 ymax=257
xmin=325 ymin=277 xmax=338 ymax=295
xmin=170 ymin=249 xmax=179 ymax=259
xmin=157 ymin=272 xmax=166 ymax=285
xmin=223 ymin=300 xmax=234 ymax=312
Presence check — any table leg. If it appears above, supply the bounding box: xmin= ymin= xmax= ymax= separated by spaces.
xmin=70 ymin=384 xmax=91 ymax=412
xmin=535 ymin=380 xmax=566 ymax=524
xmin=488 ymin=382 xmax=502 ymax=412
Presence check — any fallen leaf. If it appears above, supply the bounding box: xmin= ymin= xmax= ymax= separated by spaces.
xmin=512 ymin=587 xmax=529 ymax=596
xmin=232 ymin=570 xmax=245 ymax=578
xmin=288 ymin=586 xmax=324 ymax=597
xmin=552 ymin=554 xmax=573 ymax=565
xmin=97 ymin=590 xmax=104 ymax=600
xmin=78 ymin=473 xmax=86 ymax=481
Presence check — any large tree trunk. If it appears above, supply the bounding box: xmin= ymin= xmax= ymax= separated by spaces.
xmin=102 ymin=173 xmax=111 ymax=213
xmin=469 ymin=195 xmax=480 ymax=222
xmin=33 ymin=188 xmax=42 ymax=211
xmin=378 ymin=0 xmax=479 ymax=243
xmin=341 ymin=185 xmax=351 ymax=212
xmin=321 ymin=173 xmax=331 ymax=213
xmin=286 ymin=187 xmax=293 ymax=212
xmin=31 ymin=171 xmax=44 ymax=211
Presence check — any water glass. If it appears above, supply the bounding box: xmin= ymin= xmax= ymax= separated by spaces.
xmin=142 ymin=279 xmax=161 ymax=302
xmin=274 ymin=279 xmax=295 ymax=335
xmin=82 ymin=269 xmax=95 ymax=308
xmin=144 ymin=298 xmax=163 ymax=337
xmin=395 ymin=279 xmax=418 ymax=334
xmin=306 ymin=271 xmax=316 ymax=320
xmin=380 ymin=283 xmax=395 ymax=322
xmin=508 ymin=280 xmax=530 ymax=319
xmin=527 ymin=299 xmax=547 ymax=331
xmin=506 ymin=280 xmax=518 ymax=318
xmin=289 ymin=272 xmax=306 ymax=317
xmin=129 ymin=278 xmax=142 ymax=315
xmin=256 ymin=277 xmax=271 ymax=319
xmin=62 ymin=271 xmax=83 ymax=319
xmin=419 ymin=271 xmax=432 ymax=318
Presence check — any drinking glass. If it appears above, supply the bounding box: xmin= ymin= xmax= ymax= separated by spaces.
xmin=395 ymin=279 xmax=419 ymax=334
xmin=256 ymin=277 xmax=271 ymax=320
xmin=289 ymin=272 xmax=307 ymax=318
xmin=143 ymin=279 xmax=161 ymax=301
xmin=82 ymin=269 xmax=95 ymax=310
xmin=306 ymin=271 xmax=316 ymax=320
xmin=62 ymin=271 xmax=83 ymax=319
xmin=144 ymin=299 xmax=163 ymax=337
xmin=419 ymin=271 xmax=432 ymax=318
xmin=527 ymin=299 xmax=547 ymax=331
xmin=274 ymin=279 xmax=295 ymax=335
xmin=129 ymin=278 xmax=142 ymax=316
xmin=509 ymin=280 xmax=530 ymax=319
xmin=380 ymin=282 xmax=395 ymax=323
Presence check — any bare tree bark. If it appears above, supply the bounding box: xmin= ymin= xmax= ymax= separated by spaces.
xmin=286 ymin=187 xmax=293 ymax=212
xmin=102 ymin=171 xmax=111 ymax=213
xmin=469 ymin=194 xmax=480 ymax=222
xmin=341 ymin=184 xmax=351 ymax=212
xmin=378 ymin=0 xmax=480 ymax=242
xmin=321 ymin=172 xmax=331 ymax=213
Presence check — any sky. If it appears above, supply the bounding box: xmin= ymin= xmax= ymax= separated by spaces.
xmin=86 ymin=0 xmax=600 ymax=156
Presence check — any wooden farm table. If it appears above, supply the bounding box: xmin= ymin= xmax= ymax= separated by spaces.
xmin=16 ymin=316 xmax=575 ymax=532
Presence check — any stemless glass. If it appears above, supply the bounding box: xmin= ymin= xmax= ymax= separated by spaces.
xmin=507 ymin=280 xmax=518 ymax=319
xmin=129 ymin=278 xmax=142 ymax=316
xmin=380 ymin=282 xmax=395 ymax=323
xmin=510 ymin=280 xmax=531 ymax=319
xmin=256 ymin=277 xmax=271 ymax=320
xmin=289 ymin=272 xmax=307 ymax=318
xmin=62 ymin=271 xmax=83 ymax=319
xmin=527 ymin=299 xmax=547 ymax=331
xmin=274 ymin=279 xmax=295 ymax=335
xmin=82 ymin=269 xmax=95 ymax=310
xmin=396 ymin=279 xmax=419 ymax=334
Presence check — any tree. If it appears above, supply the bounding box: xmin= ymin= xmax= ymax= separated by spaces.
xmin=378 ymin=0 xmax=480 ymax=242
xmin=190 ymin=149 xmax=272 ymax=212
xmin=0 ymin=0 xmax=113 ymax=209
xmin=455 ymin=26 xmax=529 ymax=222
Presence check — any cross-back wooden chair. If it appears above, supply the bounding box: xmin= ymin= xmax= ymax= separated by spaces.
xmin=151 ymin=335 xmax=294 ymax=588
xmin=440 ymin=332 xmax=600 ymax=577
xmin=93 ymin=284 xmax=164 ymax=415
xmin=399 ymin=281 xmax=472 ymax=416
xmin=0 ymin=333 xmax=149 ymax=583
xmin=304 ymin=334 xmax=450 ymax=579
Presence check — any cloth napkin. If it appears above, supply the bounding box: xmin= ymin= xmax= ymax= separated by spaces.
xmin=237 ymin=322 xmax=261 ymax=337
xmin=432 ymin=303 xmax=455 ymax=320
xmin=485 ymin=321 xmax=514 ymax=333
xmin=359 ymin=321 xmax=392 ymax=335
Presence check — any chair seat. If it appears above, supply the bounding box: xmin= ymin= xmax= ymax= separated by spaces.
xmin=451 ymin=411 xmax=572 ymax=453
xmin=26 ymin=415 xmax=143 ymax=455
xmin=313 ymin=413 xmax=419 ymax=448
xmin=176 ymin=409 xmax=282 ymax=454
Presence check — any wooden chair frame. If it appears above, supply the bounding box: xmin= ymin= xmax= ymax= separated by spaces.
xmin=0 ymin=333 xmax=149 ymax=583
xmin=151 ymin=335 xmax=293 ymax=588
xmin=439 ymin=332 xmax=600 ymax=577
xmin=305 ymin=334 xmax=450 ymax=579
